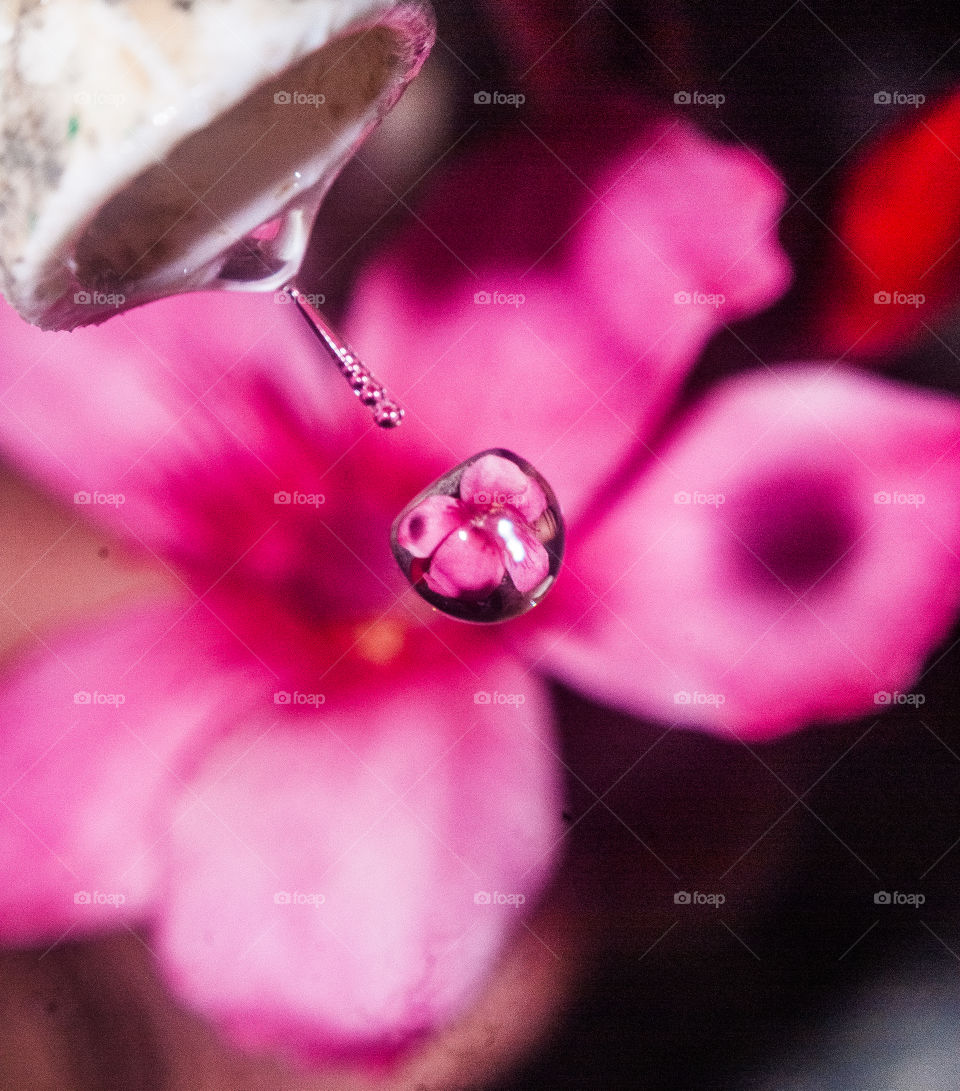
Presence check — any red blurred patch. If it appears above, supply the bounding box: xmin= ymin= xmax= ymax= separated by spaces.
xmin=821 ymin=88 xmax=960 ymax=359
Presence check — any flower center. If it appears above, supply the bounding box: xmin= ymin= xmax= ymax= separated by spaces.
xmin=353 ymin=619 xmax=406 ymax=665
xmin=730 ymin=470 xmax=859 ymax=597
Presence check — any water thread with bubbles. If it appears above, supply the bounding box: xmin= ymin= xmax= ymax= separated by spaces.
xmin=287 ymin=284 xmax=405 ymax=428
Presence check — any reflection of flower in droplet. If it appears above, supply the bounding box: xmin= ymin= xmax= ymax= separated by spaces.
xmin=393 ymin=451 xmax=561 ymax=619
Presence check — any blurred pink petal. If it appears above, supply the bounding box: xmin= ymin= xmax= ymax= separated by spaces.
xmin=0 ymin=604 xmax=252 ymax=941
xmin=346 ymin=113 xmax=791 ymax=520
xmin=459 ymin=453 xmax=547 ymax=523
xmin=0 ymin=291 xmax=416 ymax=620
xmin=572 ymin=119 xmax=792 ymax=366
xmin=156 ymin=657 xmax=559 ymax=1058
xmin=533 ymin=365 xmax=960 ymax=738
xmin=0 ymin=591 xmax=560 ymax=1055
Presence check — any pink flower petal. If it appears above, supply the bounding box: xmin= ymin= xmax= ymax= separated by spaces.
xmin=459 ymin=454 xmax=547 ymax=523
xmin=346 ymin=110 xmax=791 ymax=521
xmin=572 ymin=118 xmax=793 ymax=367
xmin=395 ymin=494 xmax=463 ymax=558
xmin=0 ymin=292 xmax=408 ymax=621
xmin=532 ymin=365 xmax=960 ymax=738
xmin=424 ymin=527 xmax=504 ymax=599
xmin=154 ymin=657 xmax=560 ymax=1058
xmin=0 ymin=588 xmax=559 ymax=1054
xmin=0 ymin=603 xmax=260 ymax=942
xmin=348 ymin=277 xmax=636 ymax=524
xmin=499 ymin=518 xmax=551 ymax=595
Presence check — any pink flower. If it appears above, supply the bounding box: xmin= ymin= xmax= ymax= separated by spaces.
xmin=1 ymin=105 xmax=959 ymax=1065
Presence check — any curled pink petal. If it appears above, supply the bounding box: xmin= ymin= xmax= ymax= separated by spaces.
xmin=396 ymin=494 xmax=463 ymax=558
xmin=424 ymin=526 xmax=504 ymax=598
xmin=460 ymin=454 xmax=547 ymax=523
xmin=573 ymin=118 xmax=793 ymax=368
xmin=154 ymin=658 xmax=560 ymax=1058
xmin=533 ymin=365 xmax=960 ymax=738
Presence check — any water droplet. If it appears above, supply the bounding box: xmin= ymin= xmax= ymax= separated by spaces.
xmin=391 ymin=450 xmax=564 ymax=622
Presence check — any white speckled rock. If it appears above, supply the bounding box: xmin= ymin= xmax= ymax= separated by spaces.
xmin=0 ymin=0 xmax=434 ymax=329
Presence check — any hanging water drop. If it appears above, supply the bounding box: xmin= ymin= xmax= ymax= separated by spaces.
xmin=391 ymin=450 xmax=564 ymax=622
